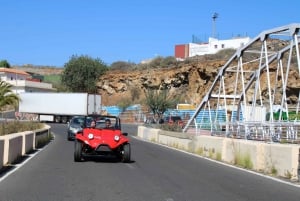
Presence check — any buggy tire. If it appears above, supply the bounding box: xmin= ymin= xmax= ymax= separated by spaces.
xmin=74 ymin=140 xmax=82 ymax=162
xmin=122 ymin=143 xmax=131 ymax=163
xmin=61 ymin=116 xmax=68 ymax=124
xmin=54 ymin=116 xmax=61 ymax=123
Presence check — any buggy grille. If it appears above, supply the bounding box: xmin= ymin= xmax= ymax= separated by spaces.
xmin=96 ymin=145 xmax=112 ymax=152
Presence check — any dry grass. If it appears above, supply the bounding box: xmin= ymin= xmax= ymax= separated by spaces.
xmin=0 ymin=121 xmax=45 ymax=136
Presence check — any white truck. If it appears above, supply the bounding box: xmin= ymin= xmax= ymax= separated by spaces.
xmin=17 ymin=92 xmax=101 ymax=123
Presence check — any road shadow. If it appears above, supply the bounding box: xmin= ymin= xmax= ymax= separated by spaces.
xmin=0 ymin=165 xmax=16 ymax=178
xmin=80 ymin=155 xmax=136 ymax=164
xmin=0 ymin=150 xmax=39 ymax=179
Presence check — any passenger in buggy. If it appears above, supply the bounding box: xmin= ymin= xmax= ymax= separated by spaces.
xmin=105 ymin=119 xmax=111 ymax=128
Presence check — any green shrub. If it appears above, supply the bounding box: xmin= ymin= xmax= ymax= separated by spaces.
xmin=234 ymin=153 xmax=253 ymax=169
xmin=36 ymin=133 xmax=54 ymax=148
xmin=195 ymin=147 xmax=204 ymax=156
xmin=159 ymin=124 xmax=183 ymax=132
xmin=216 ymin=152 xmax=222 ymax=161
xmin=271 ymin=166 xmax=278 ymax=175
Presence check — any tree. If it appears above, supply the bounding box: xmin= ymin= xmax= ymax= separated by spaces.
xmin=144 ymin=88 xmax=178 ymax=121
xmin=0 ymin=81 xmax=20 ymax=112
xmin=117 ymin=98 xmax=131 ymax=113
xmin=0 ymin=60 xmax=11 ymax=68
xmin=61 ymin=55 xmax=108 ymax=93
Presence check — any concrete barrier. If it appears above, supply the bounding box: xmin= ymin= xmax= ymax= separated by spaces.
xmin=23 ymin=132 xmax=34 ymax=154
xmin=138 ymin=126 xmax=160 ymax=142
xmin=0 ymin=125 xmax=51 ymax=168
xmin=34 ymin=126 xmax=51 ymax=149
xmin=137 ymin=126 xmax=300 ymax=181
xmin=7 ymin=134 xmax=23 ymax=165
xmin=0 ymin=140 xmax=4 ymax=170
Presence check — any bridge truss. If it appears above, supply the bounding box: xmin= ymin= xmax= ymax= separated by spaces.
xmin=183 ymin=23 xmax=300 ymax=142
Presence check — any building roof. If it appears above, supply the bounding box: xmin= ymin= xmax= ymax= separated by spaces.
xmin=0 ymin=68 xmax=30 ymax=76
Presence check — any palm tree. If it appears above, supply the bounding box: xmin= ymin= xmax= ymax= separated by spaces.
xmin=0 ymin=81 xmax=20 ymax=113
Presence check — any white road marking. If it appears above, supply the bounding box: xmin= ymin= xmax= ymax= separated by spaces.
xmin=0 ymin=134 xmax=55 ymax=183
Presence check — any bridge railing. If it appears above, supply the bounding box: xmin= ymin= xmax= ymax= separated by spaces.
xmin=208 ymin=121 xmax=300 ymax=143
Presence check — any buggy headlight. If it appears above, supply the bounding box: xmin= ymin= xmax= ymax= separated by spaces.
xmin=114 ymin=135 xmax=120 ymax=141
xmin=88 ymin=133 xmax=94 ymax=139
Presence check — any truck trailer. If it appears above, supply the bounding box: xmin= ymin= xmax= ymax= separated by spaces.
xmin=17 ymin=92 xmax=101 ymax=123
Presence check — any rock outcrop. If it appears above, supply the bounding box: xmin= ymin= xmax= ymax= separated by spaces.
xmin=96 ymin=61 xmax=208 ymax=105
xmin=98 ymin=60 xmax=299 ymax=107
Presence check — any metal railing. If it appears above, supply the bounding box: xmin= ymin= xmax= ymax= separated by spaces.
xmin=190 ymin=121 xmax=300 ymax=143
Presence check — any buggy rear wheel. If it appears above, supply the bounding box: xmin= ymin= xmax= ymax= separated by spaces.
xmin=122 ymin=143 xmax=131 ymax=163
xmin=74 ymin=140 xmax=83 ymax=162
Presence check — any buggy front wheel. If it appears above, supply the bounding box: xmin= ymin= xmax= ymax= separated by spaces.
xmin=122 ymin=143 xmax=131 ymax=163
xmin=74 ymin=140 xmax=83 ymax=162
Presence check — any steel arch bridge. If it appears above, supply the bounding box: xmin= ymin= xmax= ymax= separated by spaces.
xmin=183 ymin=23 xmax=300 ymax=142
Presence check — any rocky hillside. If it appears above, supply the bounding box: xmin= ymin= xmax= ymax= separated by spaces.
xmin=98 ymin=60 xmax=223 ymax=106
xmin=14 ymin=58 xmax=299 ymax=107
xmin=98 ymin=60 xmax=299 ymax=107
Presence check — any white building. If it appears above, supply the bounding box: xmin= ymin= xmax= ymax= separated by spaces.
xmin=0 ymin=68 xmax=56 ymax=93
xmin=175 ymin=37 xmax=251 ymax=59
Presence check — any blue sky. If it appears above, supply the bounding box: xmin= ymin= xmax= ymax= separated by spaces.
xmin=0 ymin=0 xmax=299 ymax=67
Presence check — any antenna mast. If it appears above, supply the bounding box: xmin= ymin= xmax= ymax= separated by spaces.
xmin=212 ymin=12 xmax=219 ymax=38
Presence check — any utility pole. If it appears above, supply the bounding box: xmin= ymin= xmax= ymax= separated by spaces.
xmin=212 ymin=12 xmax=219 ymax=38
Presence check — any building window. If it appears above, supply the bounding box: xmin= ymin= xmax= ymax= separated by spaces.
xmin=222 ymin=44 xmax=225 ymax=48
xmin=214 ymin=45 xmax=218 ymax=49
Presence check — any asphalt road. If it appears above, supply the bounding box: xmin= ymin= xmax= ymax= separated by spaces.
xmin=0 ymin=123 xmax=300 ymax=201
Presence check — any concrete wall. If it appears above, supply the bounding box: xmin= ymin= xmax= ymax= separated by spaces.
xmin=35 ymin=127 xmax=51 ymax=149
xmin=0 ymin=125 xmax=50 ymax=168
xmin=7 ymin=134 xmax=23 ymax=165
xmin=138 ymin=126 xmax=300 ymax=181
xmin=23 ymin=132 xmax=34 ymax=154
xmin=0 ymin=140 xmax=4 ymax=170
xmin=138 ymin=126 xmax=160 ymax=142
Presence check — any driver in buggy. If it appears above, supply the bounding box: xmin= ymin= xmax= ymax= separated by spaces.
xmin=90 ymin=120 xmax=96 ymax=128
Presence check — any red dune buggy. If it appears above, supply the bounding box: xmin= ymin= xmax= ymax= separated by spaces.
xmin=74 ymin=115 xmax=131 ymax=162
